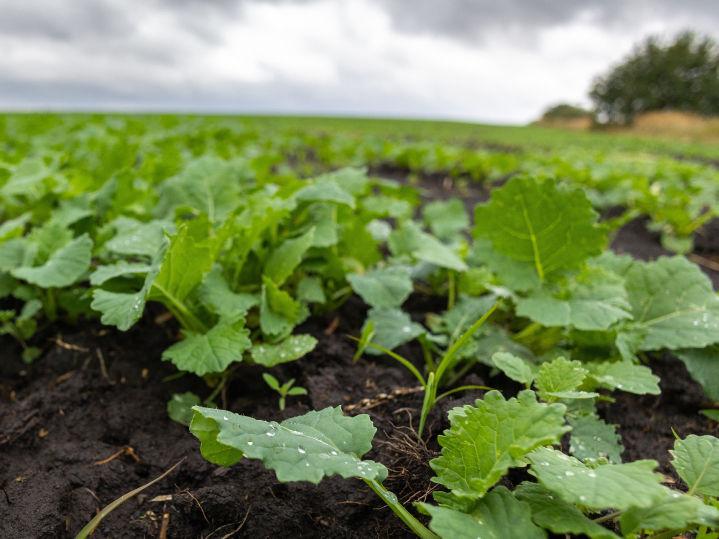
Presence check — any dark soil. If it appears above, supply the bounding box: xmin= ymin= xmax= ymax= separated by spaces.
xmin=2 ymin=182 xmax=718 ymax=538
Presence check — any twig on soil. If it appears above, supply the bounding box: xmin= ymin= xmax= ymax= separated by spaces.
xmin=54 ymin=336 xmax=90 ymax=353
xmin=158 ymin=510 xmax=170 ymax=539
xmin=204 ymin=506 xmax=251 ymax=539
xmin=75 ymin=457 xmax=185 ymax=539
xmin=96 ymin=349 xmax=114 ymax=385
xmin=324 ymin=316 xmax=340 ymax=335
xmin=689 ymin=253 xmax=719 ymax=272
xmin=343 ymin=386 xmax=423 ymax=413
xmin=178 ymin=489 xmax=209 ymax=524
xmin=93 ymin=446 xmax=141 ymax=466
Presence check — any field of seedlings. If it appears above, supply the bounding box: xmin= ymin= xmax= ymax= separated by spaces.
xmin=1 ymin=114 xmax=719 ymax=538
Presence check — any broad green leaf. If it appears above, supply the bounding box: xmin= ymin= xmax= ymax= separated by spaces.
xmin=670 ymin=434 xmax=719 ymax=497
xmin=515 ymin=267 xmax=632 ymax=331
xmin=568 ymin=413 xmax=623 ymax=463
xmin=162 ymin=318 xmax=251 ymax=376
xmin=12 ymin=234 xmax=92 ymax=288
xmin=430 ymin=390 xmax=568 ymax=499
xmin=190 ymin=406 xmax=387 ymax=484
xmin=515 ymin=482 xmax=619 ymax=539
xmin=91 ymin=289 xmax=149 ymax=331
xmin=491 ymin=352 xmax=534 ymax=387
xmin=199 ymin=267 xmax=259 ymax=319
xmin=364 ymin=307 xmax=424 ymax=353
xmin=264 ymin=228 xmax=315 ymax=286
xmin=348 ymin=266 xmax=413 ymax=309
xmin=423 ymin=198 xmax=469 ymax=240
xmin=189 ymin=412 xmax=244 ymax=466
xmin=527 ymin=447 xmax=666 ymax=510
xmin=0 ymin=239 xmax=26 ymax=272
xmin=105 ymin=217 xmax=173 ymax=257
xmin=296 ymin=276 xmax=325 ymax=303
xmin=260 ymin=277 xmax=304 ymax=338
xmin=619 ymin=257 xmax=719 ymax=351
xmin=471 ymin=238 xmax=541 ymax=292
xmin=167 ymin=392 xmax=201 ymax=426
xmin=534 ymin=357 xmax=596 ymax=401
xmin=149 ymin=219 xmax=216 ymax=305
xmin=702 ymin=409 xmax=719 ymax=422
xmin=89 ymin=261 xmax=153 ymax=286
xmin=156 ymin=157 xmax=249 ymax=222
xmin=251 ymin=334 xmax=317 ymax=367
xmin=473 ymin=176 xmax=605 ymax=282
xmin=306 ymin=204 xmax=338 ymax=247
xmin=620 ymin=488 xmax=719 ymax=535
xmin=675 ymin=346 xmax=719 ymax=401
xmin=91 ymin=243 xmax=166 ymax=330
xmin=423 ymin=487 xmax=545 ymax=539
xmin=295 ymin=178 xmax=355 ymax=208
xmin=389 ymin=222 xmax=467 ymax=271
xmin=585 ymin=361 xmax=660 ymax=395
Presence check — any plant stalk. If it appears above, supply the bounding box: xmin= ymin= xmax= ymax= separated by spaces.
xmin=364 ymin=479 xmax=437 ymax=539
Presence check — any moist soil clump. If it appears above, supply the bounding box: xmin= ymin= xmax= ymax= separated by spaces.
xmin=1 ymin=200 xmax=718 ymax=538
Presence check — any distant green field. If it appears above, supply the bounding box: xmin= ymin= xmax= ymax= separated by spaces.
xmin=2 ymin=113 xmax=718 ymax=160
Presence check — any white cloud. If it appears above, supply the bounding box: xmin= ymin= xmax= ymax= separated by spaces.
xmin=0 ymin=0 xmax=716 ymax=122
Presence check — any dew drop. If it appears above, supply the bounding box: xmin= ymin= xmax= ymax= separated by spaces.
xmin=298 ymin=446 xmax=306 ymax=454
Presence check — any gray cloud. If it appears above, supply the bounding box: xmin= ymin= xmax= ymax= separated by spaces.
xmin=1 ymin=0 xmax=718 ymax=121
xmin=376 ymin=0 xmax=719 ymax=42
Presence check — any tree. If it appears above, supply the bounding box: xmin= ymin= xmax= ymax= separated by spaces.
xmin=590 ymin=31 xmax=719 ymax=124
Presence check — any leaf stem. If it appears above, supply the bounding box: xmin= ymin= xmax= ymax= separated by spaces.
xmin=435 ymin=384 xmax=495 ymax=403
xmin=364 ymin=479 xmax=437 ymax=539
xmin=418 ymin=301 xmax=499 ymax=437
xmin=349 ymin=337 xmax=426 ymax=388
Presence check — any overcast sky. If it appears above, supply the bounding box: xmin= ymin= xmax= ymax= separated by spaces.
xmin=1 ymin=0 xmax=717 ymax=123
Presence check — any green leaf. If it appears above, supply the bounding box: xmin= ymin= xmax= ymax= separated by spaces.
xmin=105 ymin=217 xmax=173 ymax=257
xmin=675 ymin=346 xmax=719 ymax=401
xmin=620 ymin=488 xmax=719 ymax=535
xmin=364 ymin=307 xmax=424 ymax=353
xmin=190 ymin=406 xmax=387 ymax=484
xmin=149 ymin=219 xmax=217 ymax=306
xmin=348 ymin=266 xmax=413 ymax=309
xmin=296 ymin=276 xmax=325 ymax=303
xmin=156 ymin=157 xmax=249 ymax=222
xmin=262 ymin=373 xmax=280 ymax=391
xmin=199 ymin=267 xmax=259 ymax=319
xmin=534 ymin=357 xmax=597 ymax=401
xmin=619 ymin=257 xmax=719 ymax=351
xmin=91 ymin=289 xmax=149 ymax=331
xmin=189 ymin=412 xmax=244 ymax=467
xmin=251 ymin=334 xmax=317 ymax=367
xmin=295 ymin=178 xmax=356 ymax=208
xmin=491 ymin=352 xmax=534 ymax=387
xmin=430 ymin=390 xmax=568 ymax=499
xmin=260 ymin=277 xmax=302 ymax=338
xmin=423 ymin=198 xmax=469 ymax=240
xmin=585 ymin=361 xmax=660 ymax=395
xmin=264 ymin=228 xmax=315 ymax=286
xmin=515 ymin=482 xmax=620 ymax=539
xmin=89 ymin=262 xmax=154 ymax=286
xmin=527 ymin=447 xmax=666 ymax=510
xmin=702 ymin=409 xmax=719 ymax=422
xmin=671 ymin=434 xmax=719 ymax=497
xmin=422 ymin=487 xmax=546 ymax=539
xmin=568 ymin=413 xmax=623 ymax=463
xmin=12 ymin=234 xmax=92 ymax=288
xmin=471 ymin=239 xmax=541 ymax=292
xmin=162 ymin=318 xmax=251 ymax=376
xmin=167 ymin=392 xmax=201 ymax=426
xmin=389 ymin=222 xmax=467 ymax=271
xmin=515 ymin=266 xmax=632 ymax=331
xmin=473 ymin=176 xmax=605 ymax=282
